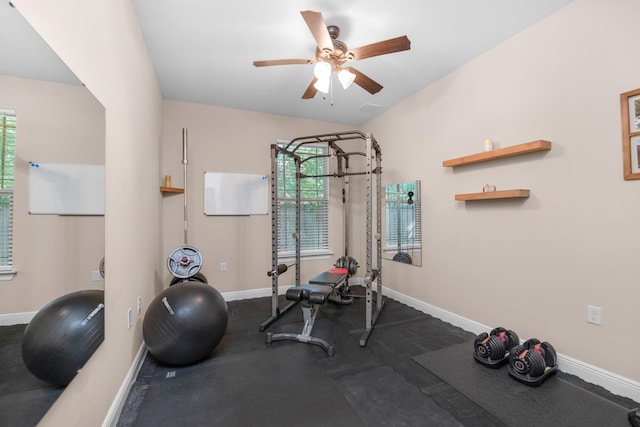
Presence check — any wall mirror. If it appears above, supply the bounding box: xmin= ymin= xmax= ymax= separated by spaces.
xmin=0 ymin=3 xmax=105 ymax=424
xmin=383 ymin=180 xmax=422 ymax=266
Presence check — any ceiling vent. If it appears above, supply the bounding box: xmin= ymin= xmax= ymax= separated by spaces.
xmin=357 ymin=103 xmax=382 ymax=113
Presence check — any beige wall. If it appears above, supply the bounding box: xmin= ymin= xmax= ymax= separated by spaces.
xmin=14 ymin=0 xmax=163 ymax=426
xmin=365 ymin=0 xmax=640 ymax=382
xmin=7 ymin=0 xmax=640 ymax=425
xmin=160 ymin=100 xmax=354 ymax=291
xmin=0 ymin=75 xmax=105 ymax=314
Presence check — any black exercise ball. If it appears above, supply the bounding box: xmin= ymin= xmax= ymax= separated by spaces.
xmin=143 ymin=281 xmax=228 ymax=365
xmin=392 ymin=252 xmax=413 ymax=264
xmin=22 ymin=289 xmax=105 ymax=386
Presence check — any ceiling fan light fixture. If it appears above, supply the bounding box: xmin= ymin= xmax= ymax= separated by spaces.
xmin=254 ymin=11 xmax=411 ymax=99
xmin=338 ymin=69 xmax=356 ymax=89
xmin=314 ymin=77 xmax=330 ymax=94
xmin=313 ymin=61 xmax=332 ymax=79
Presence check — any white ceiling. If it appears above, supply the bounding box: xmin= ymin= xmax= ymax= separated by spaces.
xmin=2 ymin=0 xmax=574 ymax=125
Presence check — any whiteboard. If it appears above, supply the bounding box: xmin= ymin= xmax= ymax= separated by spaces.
xmin=28 ymin=162 xmax=105 ymax=215
xmin=204 ymin=172 xmax=268 ymax=215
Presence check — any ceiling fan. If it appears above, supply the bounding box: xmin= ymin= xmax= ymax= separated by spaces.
xmin=253 ymin=10 xmax=411 ymax=99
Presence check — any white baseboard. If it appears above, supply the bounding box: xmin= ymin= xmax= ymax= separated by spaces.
xmin=102 ymin=343 xmax=147 ymax=427
xmin=0 ymin=311 xmax=36 ymax=326
xmin=382 ymin=287 xmax=640 ymax=404
xmin=558 ymin=353 xmax=640 ymax=404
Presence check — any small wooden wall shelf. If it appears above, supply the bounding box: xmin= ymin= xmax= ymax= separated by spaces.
xmin=443 ymin=140 xmax=551 ymax=167
xmin=455 ymin=189 xmax=530 ymax=201
xmin=160 ymin=186 xmax=184 ymax=194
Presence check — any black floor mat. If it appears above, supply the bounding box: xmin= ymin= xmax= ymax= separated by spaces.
xmin=413 ymin=342 xmax=630 ymax=427
xmin=337 ymin=365 xmax=461 ymax=426
xmin=119 ymin=345 xmax=366 ymax=427
xmin=0 ymin=324 xmax=64 ymax=427
xmin=116 ymin=293 xmax=637 ymax=427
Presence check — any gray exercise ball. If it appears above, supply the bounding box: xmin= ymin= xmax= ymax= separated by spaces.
xmin=22 ymin=289 xmax=105 ymax=386
xmin=143 ymin=281 xmax=228 ymax=365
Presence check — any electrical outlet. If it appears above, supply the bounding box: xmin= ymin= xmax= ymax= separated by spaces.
xmin=91 ymin=271 xmax=101 ymax=281
xmin=587 ymin=305 xmax=602 ymax=325
xmin=127 ymin=307 xmax=133 ymax=329
xmin=137 ymin=296 xmax=142 ymax=314
xmin=220 ymin=262 xmax=227 ymax=272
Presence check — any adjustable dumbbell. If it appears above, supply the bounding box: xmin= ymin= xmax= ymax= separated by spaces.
xmin=473 ymin=327 xmax=519 ymax=368
xmin=508 ymin=338 xmax=558 ymax=386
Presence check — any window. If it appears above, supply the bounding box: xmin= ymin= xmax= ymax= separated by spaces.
xmin=385 ymin=181 xmax=421 ymax=252
xmin=276 ymin=144 xmax=329 ymax=257
xmin=0 ymin=110 xmax=15 ymax=272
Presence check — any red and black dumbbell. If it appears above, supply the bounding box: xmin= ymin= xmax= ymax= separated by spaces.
xmin=508 ymin=338 xmax=558 ymax=386
xmin=473 ymin=327 xmax=519 ymax=368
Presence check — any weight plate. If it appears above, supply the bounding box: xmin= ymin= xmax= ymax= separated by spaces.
xmin=167 ymin=245 xmax=203 ymax=279
xmin=99 ymin=256 xmax=105 ymax=278
xmin=540 ymin=342 xmax=557 ymax=367
xmin=474 ymin=332 xmax=490 ymax=358
xmin=504 ymin=330 xmax=520 ymax=350
xmin=347 ymin=257 xmax=359 ymax=275
xmin=336 ymin=256 xmax=359 ymax=275
xmin=486 ymin=335 xmax=506 ymax=359
xmin=525 ymin=349 xmax=546 ymax=377
xmin=510 ymin=345 xmax=528 ymax=374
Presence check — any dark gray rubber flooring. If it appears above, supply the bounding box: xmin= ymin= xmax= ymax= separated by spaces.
xmin=117 ymin=287 xmax=639 ymax=426
xmin=0 ymin=324 xmax=64 ymax=427
xmin=414 ymin=342 xmax=632 ymax=426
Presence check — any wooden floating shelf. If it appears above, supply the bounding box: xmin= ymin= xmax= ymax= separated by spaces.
xmin=443 ymin=140 xmax=551 ymax=167
xmin=455 ymin=189 xmax=530 ymax=201
xmin=160 ymin=186 xmax=184 ymax=194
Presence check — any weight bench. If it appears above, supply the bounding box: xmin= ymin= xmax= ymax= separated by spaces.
xmin=311 ymin=268 xmax=357 ymax=305
xmin=265 ymin=268 xmax=348 ymax=356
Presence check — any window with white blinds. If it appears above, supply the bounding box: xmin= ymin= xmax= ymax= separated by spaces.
xmin=0 ymin=111 xmax=15 ymax=270
xmin=277 ymin=144 xmax=329 ymax=257
xmin=385 ymin=181 xmax=421 ymax=251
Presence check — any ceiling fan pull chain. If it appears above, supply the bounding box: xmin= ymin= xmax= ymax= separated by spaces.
xmin=330 ymin=76 xmax=334 ymax=106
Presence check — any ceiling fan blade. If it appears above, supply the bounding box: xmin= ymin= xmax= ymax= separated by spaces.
xmin=300 ymin=10 xmax=333 ymax=52
xmin=253 ymin=59 xmax=313 ymax=67
xmin=344 ymin=67 xmax=383 ymax=94
xmin=302 ymin=77 xmax=318 ymax=99
xmin=348 ymin=35 xmax=411 ymax=61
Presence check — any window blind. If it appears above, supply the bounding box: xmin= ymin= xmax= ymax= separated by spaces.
xmin=277 ymin=144 xmax=329 ymax=256
xmin=0 ymin=112 xmax=16 ymax=269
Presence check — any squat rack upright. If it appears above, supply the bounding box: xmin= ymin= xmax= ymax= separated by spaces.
xmin=261 ymin=130 xmax=384 ymax=347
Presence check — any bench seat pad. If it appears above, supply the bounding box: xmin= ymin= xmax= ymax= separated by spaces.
xmin=309 ymin=268 xmax=348 ymax=286
xmin=286 ymin=284 xmax=334 ymax=304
